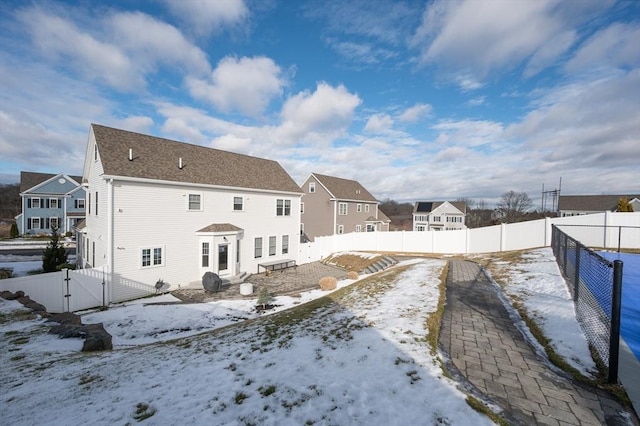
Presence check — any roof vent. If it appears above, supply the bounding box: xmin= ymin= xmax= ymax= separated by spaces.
xmin=179 ymin=158 xmax=183 ymax=169
xmin=128 ymin=149 xmax=133 ymax=161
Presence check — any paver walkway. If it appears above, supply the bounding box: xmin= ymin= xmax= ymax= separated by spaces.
xmin=440 ymin=260 xmax=633 ymax=426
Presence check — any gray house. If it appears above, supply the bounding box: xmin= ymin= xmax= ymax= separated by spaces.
xmin=16 ymin=171 xmax=86 ymax=236
xmin=558 ymin=195 xmax=640 ymax=217
xmin=300 ymin=173 xmax=389 ymax=241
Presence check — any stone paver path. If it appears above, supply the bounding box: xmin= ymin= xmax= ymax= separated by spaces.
xmin=440 ymin=260 xmax=630 ymax=426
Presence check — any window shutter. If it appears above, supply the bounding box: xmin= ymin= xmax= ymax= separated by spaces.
xmin=27 ymin=198 xmax=31 ymax=208
xmin=46 ymin=198 xmax=50 ymax=209
xmin=27 ymin=219 xmax=31 ymax=230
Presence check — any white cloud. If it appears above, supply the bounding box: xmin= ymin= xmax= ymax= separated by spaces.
xmin=118 ymin=116 xmax=154 ymax=134
xmin=432 ymin=119 xmax=504 ymax=148
xmin=186 ymin=56 xmax=285 ymax=117
xmin=398 ymin=104 xmax=432 ymax=123
xmin=364 ymin=114 xmax=394 ymax=133
xmin=279 ymin=82 xmax=362 ymax=144
xmin=565 ymin=23 xmax=640 ymax=74
xmin=411 ymin=0 xmax=606 ymax=82
xmin=17 ymin=7 xmax=139 ymax=91
xmin=466 ymin=96 xmax=486 ymax=107
xmin=108 ymin=12 xmax=211 ymax=76
xmin=162 ymin=0 xmax=248 ymax=36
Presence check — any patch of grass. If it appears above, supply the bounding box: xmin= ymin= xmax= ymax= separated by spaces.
xmin=322 ymin=253 xmax=383 ymax=272
xmin=426 ymin=261 xmax=448 ymax=355
xmin=0 ymin=310 xmax=37 ymax=324
xmin=465 ymin=396 xmax=509 ymax=426
xmin=259 ymin=385 xmax=277 ymax=397
xmin=9 ymin=336 xmax=30 ymax=345
xmin=78 ymin=373 xmax=103 ymax=386
xmin=234 ymin=391 xmax=249 ymax=404
xmin=10 ymin=354 xmax=26 ymax=361
xmin=132 ymin=403 xmax=156 ymax=421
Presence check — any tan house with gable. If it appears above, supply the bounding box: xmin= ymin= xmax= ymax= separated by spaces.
xmin=300 ymin=173 xmax=389 ymax=241
xmin=81 ymin=124 xmax=302 ymax=289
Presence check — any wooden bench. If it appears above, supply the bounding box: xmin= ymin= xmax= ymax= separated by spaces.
xmin=257 ymin=259 xmax=297 ymax=274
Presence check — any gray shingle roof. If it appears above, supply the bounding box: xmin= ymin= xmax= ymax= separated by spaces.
xmin=558 ymin=195 xmax=640 ymax=212
xmin=91 ymin=124 xmax=302 ymax=194
xmin=196 ymin=223 xmax=243 ymax=233
xmin=20 ymin=171 xmax=82 ymax=193
xmin=311 ymin=173 xmax=377 ymax=202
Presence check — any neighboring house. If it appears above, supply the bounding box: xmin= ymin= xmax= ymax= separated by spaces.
xmin=81 ymin=124 xmax=303 ymax=289
xmin=412 ymin=201 xmax=467 ymax=231
xmin=16 ymin=171 xmax=85 ymax=236
xmin=558 ymin=195 xmax=640 ymax=217
xmin=300 ymin=173 xmax=389 ymax=241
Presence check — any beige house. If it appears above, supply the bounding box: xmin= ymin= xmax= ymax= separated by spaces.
xmin=300 ymin=173 xmax=389 ymax=241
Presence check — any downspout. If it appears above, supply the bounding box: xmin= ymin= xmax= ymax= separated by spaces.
xmin=107 ymin=178 xmax=114 ymax=304
xmin=333 ymin=200 xmax=337 ymax=235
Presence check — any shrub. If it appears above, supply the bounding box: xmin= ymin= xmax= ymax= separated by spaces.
xmin=0 ymin=268 xmax=13 ymax=280
xmin=257 ymin=286 xmax=274 ymax=308
xmin=10 ymin=223 xmax=19 ymax=239
xmin=347 ymin=271 xmax=359 ymax=280
xmin=319 ymin=276 xmax=337 ymax=291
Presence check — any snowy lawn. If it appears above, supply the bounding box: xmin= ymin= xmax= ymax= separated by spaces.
xmin=0 ymin=258 xmax=496 ymax=425
xmin=473 ymin=247 xmax=596 ymax=377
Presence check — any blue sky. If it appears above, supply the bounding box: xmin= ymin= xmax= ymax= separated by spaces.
xmin=1 ymin=0 xmax=638 ymax=206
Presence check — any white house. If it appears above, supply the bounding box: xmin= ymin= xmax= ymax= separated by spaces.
xmin=412 ymin=201 xmax=467 ymax=231
xmin=81 ymin=124 xmax=303 ymax=289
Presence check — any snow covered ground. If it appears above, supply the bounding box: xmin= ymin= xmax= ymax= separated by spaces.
xmin=0 ymin=249 xmax=595 ymax=425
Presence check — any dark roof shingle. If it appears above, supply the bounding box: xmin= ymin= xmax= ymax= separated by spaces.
xmin=91 ymin=124 xmax=302 ymax=194
xmin=559 ymin=195 xmax=640 ymax=212
xmin=20 ymin=171 xmax=82 ymax=193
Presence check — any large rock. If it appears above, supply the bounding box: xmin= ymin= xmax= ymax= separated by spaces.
xmin=202 ymin=272 xmax=223 ymax=292
xmin=81 ymin=323 xmax=113 ymax=352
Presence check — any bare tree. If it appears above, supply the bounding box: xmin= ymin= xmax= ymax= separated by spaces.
xmin=497 ymin=191 xmax=532 ymax=223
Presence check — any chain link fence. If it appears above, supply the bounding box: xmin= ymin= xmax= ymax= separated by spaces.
xmin=551 ymin=225 xmax=623 ymax=381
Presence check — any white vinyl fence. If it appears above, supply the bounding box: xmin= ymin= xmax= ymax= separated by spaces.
xmin=0 ymin=266 xmax=156 ymax=313
xmin=2 ymin=212 xmax=638 ymax=313
xmin=298 ymin=212 xmax=640 ymax=263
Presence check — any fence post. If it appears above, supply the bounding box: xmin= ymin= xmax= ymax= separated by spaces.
xmin=618 ymin=226 xmax=622 ymax=253
xmin=608 ymin=259 xmax=623 ymax=383
xmin=573 ymin=242 xmax=581 ymax=302
xmin=63 ymin=268 xmax=71 ymax=312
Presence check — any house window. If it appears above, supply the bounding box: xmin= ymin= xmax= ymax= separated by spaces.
xmin=75 ymin=199 xmax=85 ymax=209
xmin=254 ymin=237 xmax=262 ymax=258
xmin=95 ymin=191 xmax=98 ymax=216
xmin=338 ymin=203 xmax=347 ymax=215
xmin=141 ymin=247 xmax=164 ymax=268
xmin=356 ymin=225 xmax=362 ymax=232
xmin=50 ymin=217 xmax=59 ymax=229
xmin=31 ymin=197 xmax=41 ymax=209
xmin=417 ymin=225 xmax=426 ymax=231
xmin=88 ymin=193 xmax=91 ymax=214
xmin=309 ymin=182 xmax=315 ymax=193
xmin=366 ymin=224 xmax=375 ymax=232
xmin=433 ymin=216 xmax=441 ymax=222
xmin=202 ymin=242 xmax=209 ymax=267
xmin=357 ymin=204 xmax=362 ymax=212
xmin=94 ymin=144 xmax=98 ymax=161
xmin=188 ymin=193 xmax=202 ymax=211
xmin=365 ymin=204 xmax=369 ymax=213
xmin=92 ymin=241 xmax=95 ymax=265
xmin=50 ymin=198 xmax=59 ymax=209
xmin=30 ymin=217 xmax=41 ymax=229
xmin=300 ymin=202 xmax=304 ymax=214
xmin=300 ymin=223 xmax=304 ymax=235
xmin=269 ymin=236 xmax=276 ymax=256
xmin=282 ymin=235 xmax=289 ymax=254
xmin=337 ymin=225 xmax=344 ymax=234
xmin=276 ymin=199 xmax=291 ymax=216
xmin=233 ymin=196 xmax=243 ymax=211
